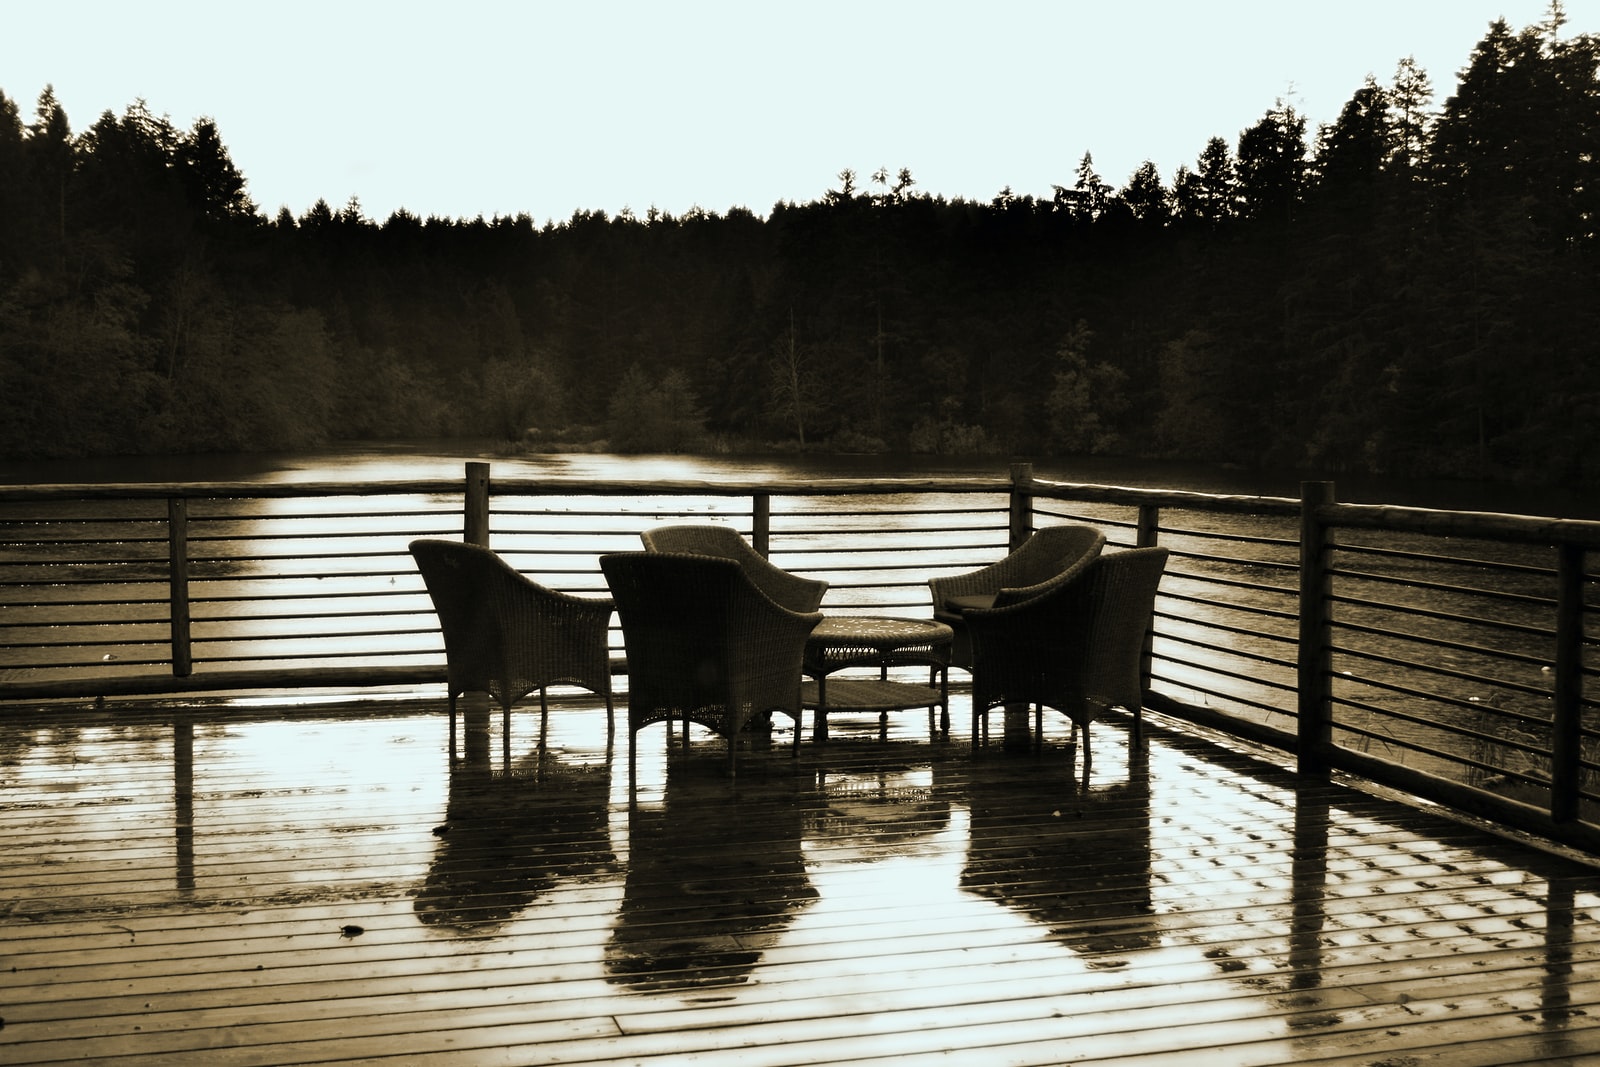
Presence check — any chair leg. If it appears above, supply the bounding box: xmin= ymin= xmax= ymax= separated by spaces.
xmin=604 ymin=692 xmax=616 ymax=749
xmin=502 ymin=701 xmax=512 ymax=769
xmin=627 ymin=729 xmax=637 ymax=808
xmin=937 ymin=675 xmax=950 ymax=741
xmin=538 ymin=689 xmax=550 ymax=752
xmin=448 ymin=692 xmax=458 ymax=764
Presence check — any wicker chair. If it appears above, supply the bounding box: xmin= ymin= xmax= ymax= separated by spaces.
xmin=640 ymin=524 xmax=827 ymax=613
xmin=410 ymin=539 xmax=616 ymax=760
xmin=928 ymin=524 xmax=1106 ymax=669
xmin=599 ymin=551 xmax=823 ymax=783
xmin=966 ymin=546 xmax=1168 ymax=763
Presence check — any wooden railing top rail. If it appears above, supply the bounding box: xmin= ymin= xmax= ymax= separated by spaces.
xmin=1319 ymin=500 xmax=1600 ymax=549
xmin=0 ymin=476 xmax=1008 ymax=504
xmin=1028 ymin=478 xmax=1301 ymax=517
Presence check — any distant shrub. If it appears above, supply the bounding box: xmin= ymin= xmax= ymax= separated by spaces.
xmin=605 ymin=365 xmax=708 ymax=453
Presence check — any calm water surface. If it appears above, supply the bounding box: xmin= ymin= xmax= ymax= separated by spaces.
xmin=2 ymin=440 xmax=1595 ymax=519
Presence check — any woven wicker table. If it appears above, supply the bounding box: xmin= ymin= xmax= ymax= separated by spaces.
xmin=802 ymin=616 xmax=953 ymax=743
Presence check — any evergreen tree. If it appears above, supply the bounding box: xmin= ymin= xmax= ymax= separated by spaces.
xmin=1117 ymin=161 xmax=1170 ymax=227
xmin=1072 ymin=152 xmax=1110 ymax=222
xmin=1174 ymin=137 xmax=1236 ymax=227
xmin=175 ymin=117 xmax=254 ymax=223
xmin=26 ymin=86 xmax=74 ymax=258
xmin=1310 ymin=78 xmax=1389 ymax=220
xmin=0 ymin=90 xmax=28 ymax=276
xmin=1235 ymin=100 xmax=1307 ymax=232
xmin=1387 ymin=56 xmax=1434 ymax=182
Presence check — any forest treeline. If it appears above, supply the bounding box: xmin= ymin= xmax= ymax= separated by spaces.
xmin=2 ymin=11 xmax=1597 ymax=485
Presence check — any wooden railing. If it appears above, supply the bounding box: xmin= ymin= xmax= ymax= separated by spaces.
xmin=1016 ymin=470 xmax=1600 ymax=852
xmin=2 ymin=462 xmax=1596 ymax=851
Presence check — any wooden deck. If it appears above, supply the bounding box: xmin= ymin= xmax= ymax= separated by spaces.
xmin=4 ymin=694 xmax=1600 ymax=1066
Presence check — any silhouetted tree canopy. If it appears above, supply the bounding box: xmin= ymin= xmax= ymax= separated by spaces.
xmin=2 ymin=8 xmax=1597 ymax=485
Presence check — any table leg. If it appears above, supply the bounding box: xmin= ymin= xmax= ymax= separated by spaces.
xmin=938 ymin=665 xmax=949 ymax=741
xmin=812 ymin=675 xmax=829 ymax=743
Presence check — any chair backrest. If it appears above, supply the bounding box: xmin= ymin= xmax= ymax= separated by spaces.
xmin=410 ymin=539 xmax=512 ymax=686
xmin=1004 ymin=525 xmax=1109 ymax=589
xmin=932 ymin=524 xmax=1105 ymax=615
xmin=967 ymin=545 xmax=1167 ymax=722
xmin=603 ymin=550 xmax=745 ymax=686
xmin=409 ymin=538 xmax=613 ymax=708
xmin=600 ymin=551 xmax=822 ymax=737
xmin=639 ymin=524 xmax=827 ymax=612
xmin=990 ymin=532 xmax=1107 ymax=610
xmin=1078 ymin=547 xmax=1169 ymax=712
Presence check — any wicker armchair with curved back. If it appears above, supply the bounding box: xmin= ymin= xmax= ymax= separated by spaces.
xmin=599 ymin=551 xmax=823 ymax=784
xmin=928 ymin=524 xmax=1106 ymax=669
xmin=640 ymin=524 xmax=827 ymax=613
xmin=410 ymin=539 xmax=616 ymax=761
xmin=965 ymin=546 xmax=1168 ymax=766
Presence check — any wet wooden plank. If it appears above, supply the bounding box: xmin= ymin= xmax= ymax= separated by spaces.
xmin=3 ymin=700 xmax=1599 ymax=1066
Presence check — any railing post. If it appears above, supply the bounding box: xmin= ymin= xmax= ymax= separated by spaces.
xmin=464 ymin=462 xmax=491 ymax=547
xmin=1002 ymin=462 xmax=1038 ymax=751
xmin=1298 ymin=481 xmax=1335 ymax=776
xmin=1135 ymin=504 xmax=1160 ymax=548
xmin=1135 ymin=504 xmax=1161 ymax=694
xmin=751 ymin=492 xmax=772 ymax=556
xmin=1008 ymin=462 xmax=1034 ymax=550
xmin=1551 ymin=543 xmax=1585 ymax=823
xmin=168 ymin=497 xmax=192 ymax=677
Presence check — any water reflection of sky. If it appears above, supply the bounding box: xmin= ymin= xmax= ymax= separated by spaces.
xmin=253 ymin=449 xmax=974 ymax=487
xmin=6 ymin=441 xmax=1598 ymax=519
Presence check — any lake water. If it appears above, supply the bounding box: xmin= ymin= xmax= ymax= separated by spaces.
xmin=2 ymin=440 xmax=1595 ymax=520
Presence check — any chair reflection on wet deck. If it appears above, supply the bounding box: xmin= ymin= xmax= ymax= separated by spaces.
xmin=413 ymin=755 xmax=615 ymax=935
xmin=604 ymin=763 xmax=817 ymax=992
xmin=960 ymin=747 xmax=1157 ymax=961
xmin=805 ymin=764 xmax=952 ymax=863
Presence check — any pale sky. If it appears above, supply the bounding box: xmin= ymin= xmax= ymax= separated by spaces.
xmin=3 ymin=0 xmax=1591 ymax=224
